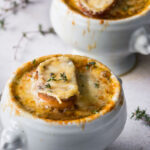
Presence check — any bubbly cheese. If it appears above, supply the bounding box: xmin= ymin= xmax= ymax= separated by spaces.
xmin=32 ymin=56 xmax=79 ymax=104
xmin=11 ymin=55 xmax=121 ymax=121
xmin=79 ymin=0 xmax=115 ymax=14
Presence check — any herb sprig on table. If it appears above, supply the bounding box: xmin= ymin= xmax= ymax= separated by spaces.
xmin=0 ymin=0 xmax=31 ymax=30
xmin=13 ymin=24 xmax=56 ymax=60
xmin=0 ymin=1 xmax=56 ymax=60
xmin=131 ymin=107 xmax=150 ymax=126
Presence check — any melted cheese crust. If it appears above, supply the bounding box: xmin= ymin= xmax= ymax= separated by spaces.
xmin=32 ymin=56 xmax=79 ymax=104
xmin=10 ymin=55 xmax=121 ymax=121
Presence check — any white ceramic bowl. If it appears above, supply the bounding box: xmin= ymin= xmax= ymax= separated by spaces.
xmin=50 ymin=0 xmax=150 ymax=75
xmin=0 ymin=56 xmax=127 ymax=150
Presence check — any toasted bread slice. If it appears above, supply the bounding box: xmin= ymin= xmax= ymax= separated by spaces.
xmin=79 ymin=0 xmax=115 ymax=16
xmin=38 ymin=93 xmax=76 ymax=109
xmin=32 ymin=56 xmax=79 ymax=107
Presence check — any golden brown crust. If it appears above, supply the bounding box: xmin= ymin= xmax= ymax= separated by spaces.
xmin=38 ymin=93 xmax=76 ymax=109
xmin=34 ymin=71 xmax=39 ymax=80
xmin=9 ymin=54 xmax=121 ymax=124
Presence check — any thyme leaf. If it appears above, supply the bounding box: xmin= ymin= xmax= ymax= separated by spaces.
xmin=14 ymin=95 xmax=20 ymax=100
xmin=88 ymin=62 xmax=96 ymax=66
xmin=86 ymin=61 xmax=96 ymax=70
xmin=47 ymin=73 xmax=57 ymax=82
xmin=13 ymin=24 xmax=56 ymax=60
xmin=94 ymin=83 xmax=99 ymax=88
xmin=32 ymin=59 xmax=36 ymax=65
xmin=92 ymin=110 xmax=99 ymax=114
xmin=45 ymin=83 xmax=51 ymax=88
xmin=0 ymin=19 xmax=5 ymax=29
xmin=131 ymin=107 xmax=150 ymax=126
xmin=60 ymin=73 xmax=68 ymax=81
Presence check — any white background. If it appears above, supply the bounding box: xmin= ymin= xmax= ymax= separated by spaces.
xmin=0 ymin=0 xmax=150 ymax=149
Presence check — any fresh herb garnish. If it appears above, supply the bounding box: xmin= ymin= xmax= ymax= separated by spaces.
xmin=45 ymin=83 xmax=51 ymax=88
xmin=50 ymin=73 xmax=55 ymax=76
xmin=14 ymin=95 xmax=20 ymax=100
xmin=0 ymin=19 xmax=5 ymax=29
xmin=131 ymin=107 xmax=150 ymax=126
xmin=94 ymin=83 xmax=99 ymax=88
xmin=47 ymin=73 xmax=57 ymax=81
xmin=86 ymin=61 xmax=96 ymax=70
xmin=92 ymin=110 xmax=99 ymax=114
xmin=22 ymin=32 xmax=27 ymax=37
xmin=86 ymin=65 xmax=90 ymax=70
xmin=123 ymin=6 xmax=129 ymax=11
xmin=88 ymin=62 xmax=96 ymax=66
xmin=32 ymin=59 xmax=36 ymax=65
xmin=13 ymin=24 xmax=56 ymax=60
xmin=60 ymin=73 xmax=68 ymax=81
xmin=47 ymin=72 xmax=68 ymax=82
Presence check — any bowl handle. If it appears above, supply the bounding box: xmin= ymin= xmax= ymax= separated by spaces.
xmin=129 ymin=26 xmax=150 ymax=55
xmin=0 ymin=120 xmax=27 ymax=150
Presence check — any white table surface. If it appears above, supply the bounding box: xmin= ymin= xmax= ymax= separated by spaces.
xmin=0 ymin=0 xmax=150 ymax=150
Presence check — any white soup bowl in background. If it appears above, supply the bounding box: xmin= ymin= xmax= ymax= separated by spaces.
xmin=51 ymin=0 xmax=150 ymax=75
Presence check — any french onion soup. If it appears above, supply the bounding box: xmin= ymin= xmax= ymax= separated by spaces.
xmin=9 ymin=55 xmax=121 ymax=121
xmin=64 ymin=0 xmax=150 ymax=19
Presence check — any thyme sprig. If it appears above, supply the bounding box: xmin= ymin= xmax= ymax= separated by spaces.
xmin=32 ymin=59 xmax=36 ymax=65
xmin=13 ymin=24 xmax=56 ymax=60
xmin=86 ymin=61 xmax=96 ymax=70
xmin=45 ymin=83 xmax=51 ymax=89
xmin=60 ymin=72 xmax=68 ymax=81
xmin=131 ymin=107 xmax=150 ymax=126
xmin=47 ymin=72 xmax=68 ymax=82
xmin=47 ymin=73 xmax=57 ymax=82
xmin=92 ymin=110 xmax=99 ymax=114
xmin=0 ymin=19 xmax=5 ymax=29
xmin=94 ymin=83 xmax=99 ymax=88
xmin=38 ymin=24 xmax=55 ymax=36
xmin=0 ymin=0 xmax=31 ymax=30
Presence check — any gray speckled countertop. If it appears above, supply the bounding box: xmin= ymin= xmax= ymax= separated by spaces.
xmin=0 ymin=0 xmax=150 ymax=149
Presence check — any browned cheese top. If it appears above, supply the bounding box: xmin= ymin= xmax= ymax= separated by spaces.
xmin=10 ymin=55 xmax=121 ymax=121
